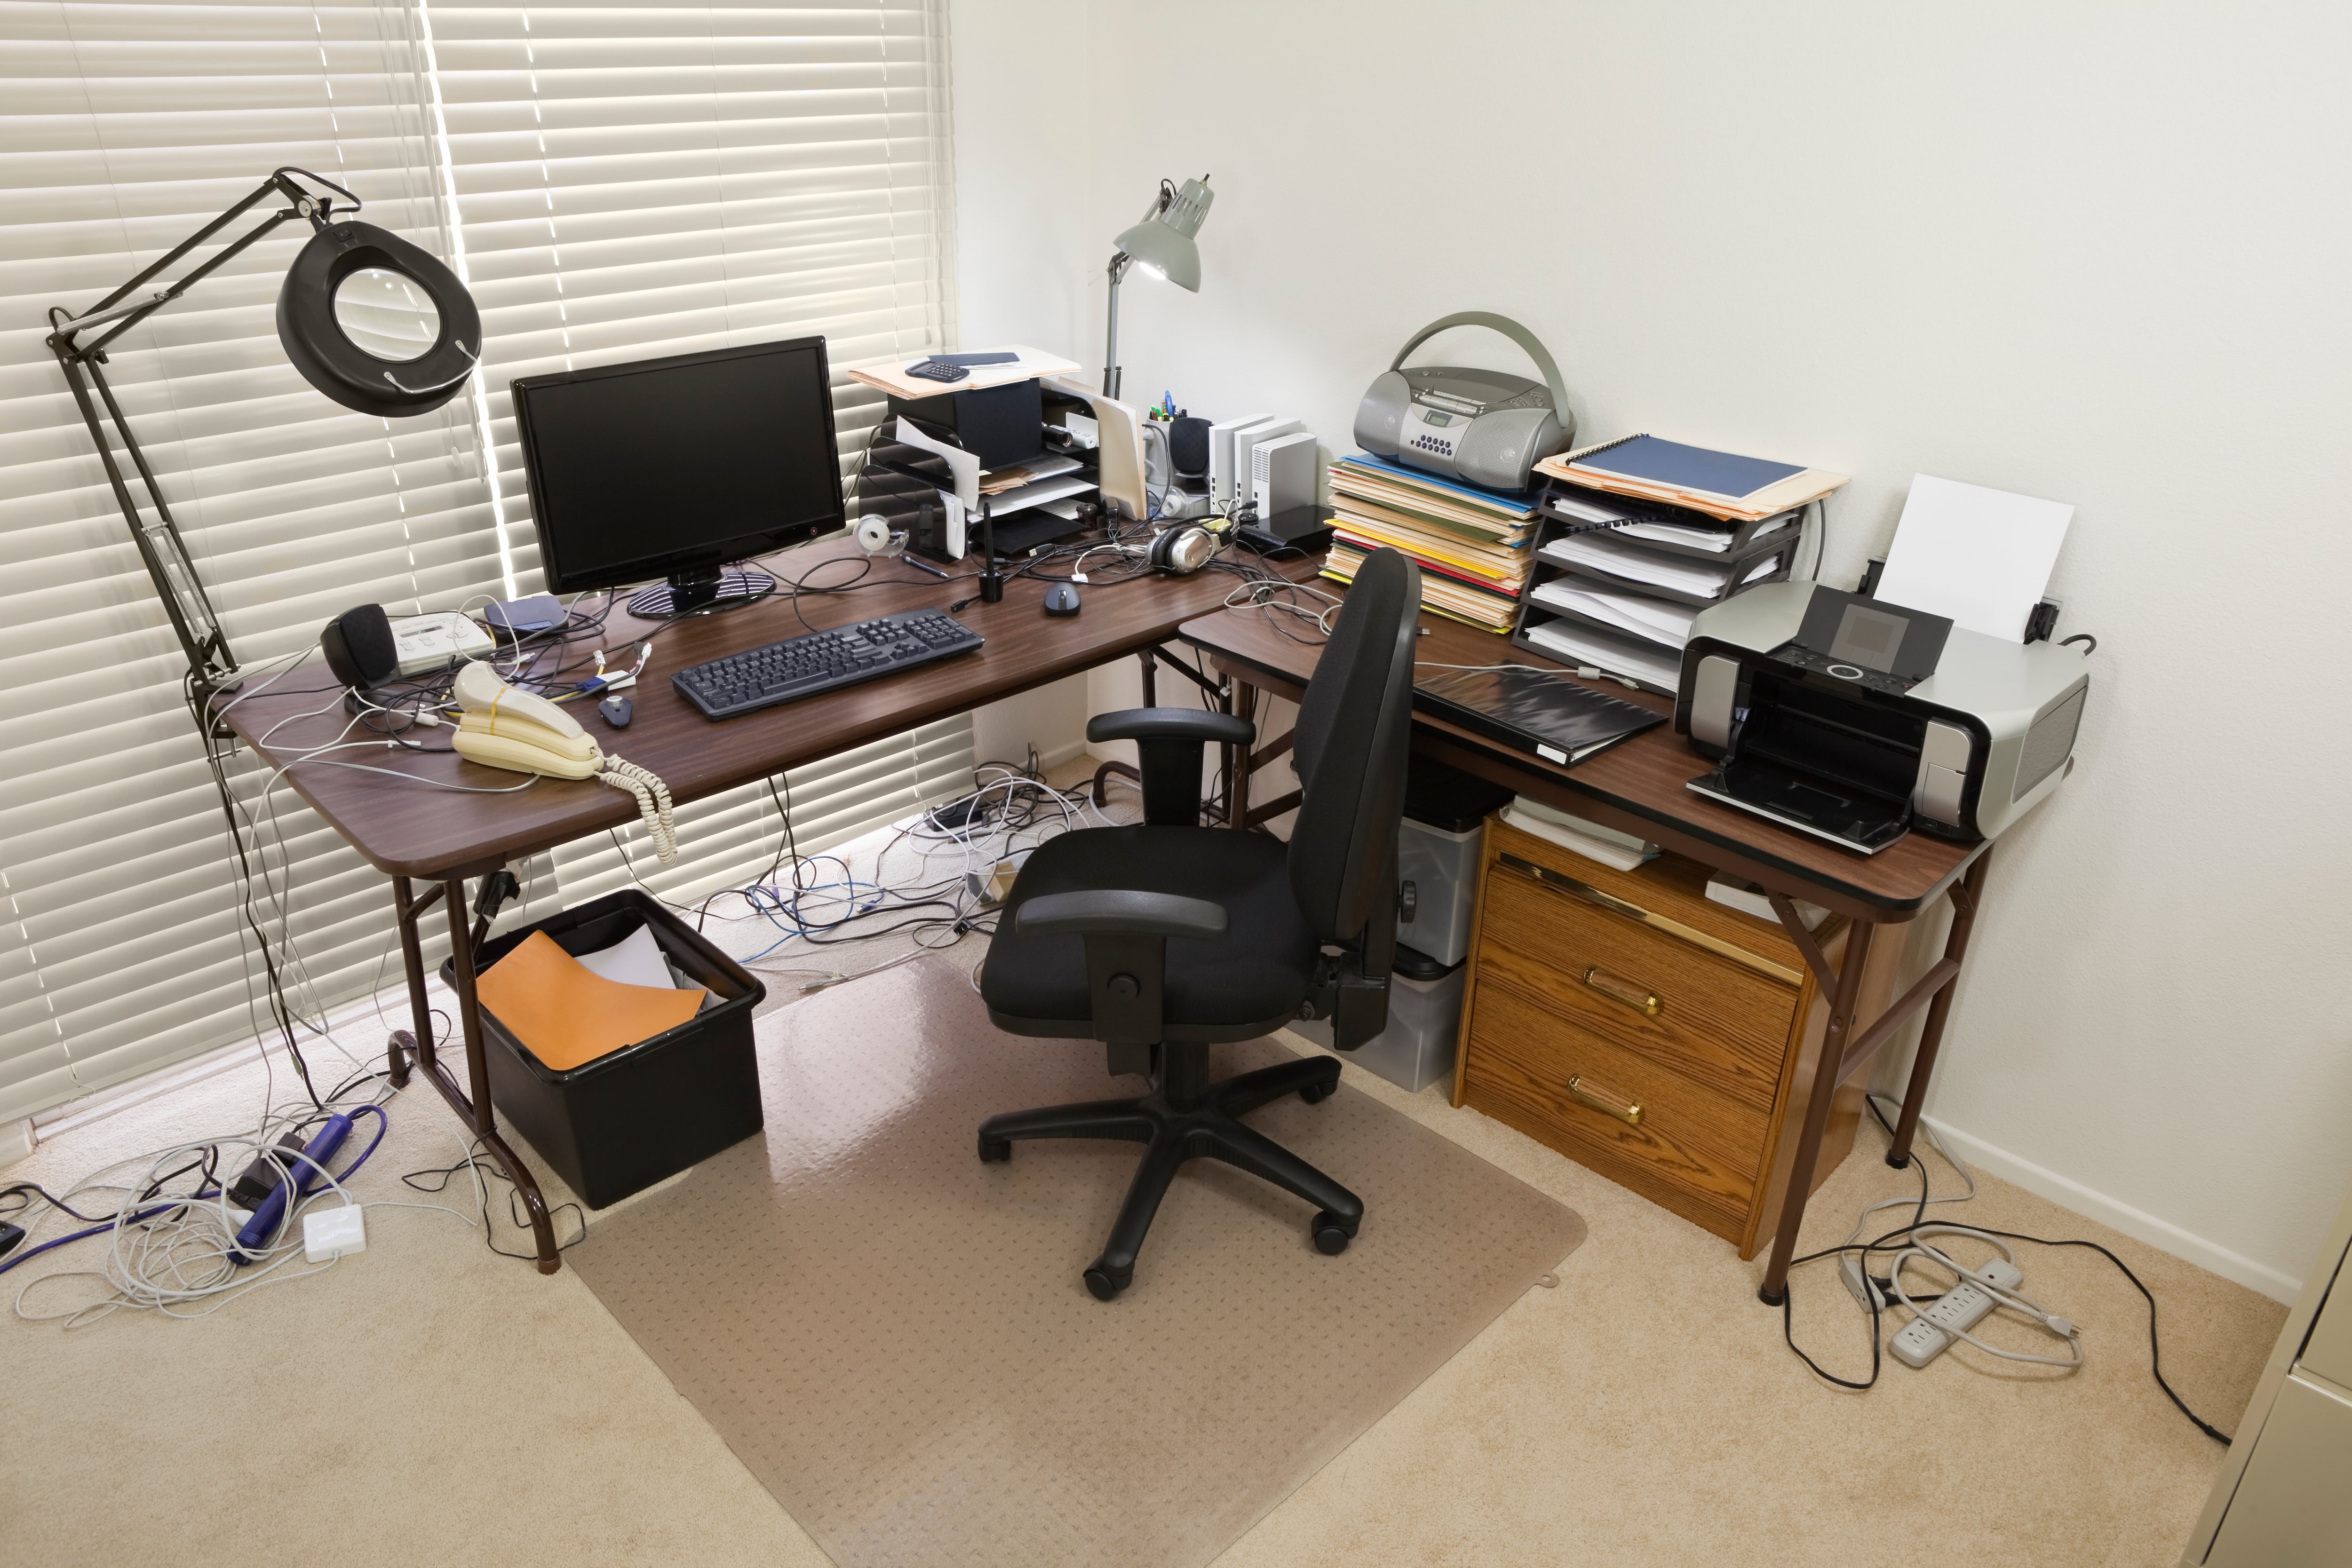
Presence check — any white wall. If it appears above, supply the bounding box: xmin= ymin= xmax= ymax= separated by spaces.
xmin=950 ymin=0 xmax=2352 ymax=1299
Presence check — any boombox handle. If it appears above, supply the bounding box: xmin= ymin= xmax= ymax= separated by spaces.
xmin=1389 ymin=311 xmax=1568 ymax=412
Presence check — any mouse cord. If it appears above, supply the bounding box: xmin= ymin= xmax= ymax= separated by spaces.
xmin=598 ymin=758 xmax=678 ymax=863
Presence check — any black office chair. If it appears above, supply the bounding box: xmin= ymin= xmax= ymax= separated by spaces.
xmin=976 ymin=547 xmax=1422 ymax=1299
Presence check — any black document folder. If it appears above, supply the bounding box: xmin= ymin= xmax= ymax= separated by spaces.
xmin=1414 ymin=665 xmax=1664 ymax=766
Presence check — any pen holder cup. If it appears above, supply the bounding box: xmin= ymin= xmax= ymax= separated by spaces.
xmin=440 ymin=889 xmax=767 ymax=1210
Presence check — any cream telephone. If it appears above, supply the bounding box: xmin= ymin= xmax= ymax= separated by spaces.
xmin=451 ymin=662 xmax=678 ymax=863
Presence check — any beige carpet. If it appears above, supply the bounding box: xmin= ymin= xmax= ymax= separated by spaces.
xmin=565 ymin=957 xmax=1584 ymax=1568
xmin=0 ymin=992 xmax=2286 ymax=1566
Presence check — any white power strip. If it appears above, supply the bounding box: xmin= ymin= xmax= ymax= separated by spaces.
xmin=1890 ymin=1258 xmax=2025 ymax=1367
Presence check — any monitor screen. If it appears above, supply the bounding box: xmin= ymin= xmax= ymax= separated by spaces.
xmin=513 ymin=338 xmax=844 ymax=592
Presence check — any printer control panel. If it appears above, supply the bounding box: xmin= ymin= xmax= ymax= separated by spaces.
xmin=1772 ymin=642 xmax=1923 ymax=697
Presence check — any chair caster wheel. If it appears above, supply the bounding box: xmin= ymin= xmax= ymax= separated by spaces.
xmin=978 ymin=1134 xmax=1011 ymax=1164
xmin=1299 ymin=1079 xmax=1334 ymax=1105
xmin=1083 ymin=1264 xmax=1129 ymax=1301
xmin=1311 ymin=1212 xmax=1352 ymax=1254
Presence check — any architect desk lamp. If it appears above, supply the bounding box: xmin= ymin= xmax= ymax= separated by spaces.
xmin=1102 ymin=175 xmax=1213 ymax=400
xmin=45 ymin=167 xmax=482 ymax=721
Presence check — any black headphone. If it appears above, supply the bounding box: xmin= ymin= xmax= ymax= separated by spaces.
xmin=1147 ymin=524 xmax=1215 ymax=575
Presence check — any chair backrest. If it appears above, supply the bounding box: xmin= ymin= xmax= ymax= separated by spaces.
xmin=1286 ymin=547 xmax=1421 ymax=944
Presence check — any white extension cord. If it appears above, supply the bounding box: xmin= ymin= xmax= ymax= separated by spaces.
xmin=1837 ymin=1101 xmax=2085 ymax=1374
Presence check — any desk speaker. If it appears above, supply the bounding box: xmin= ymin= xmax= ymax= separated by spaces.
xmin=320 ymin=603 xmax=400 ymax=690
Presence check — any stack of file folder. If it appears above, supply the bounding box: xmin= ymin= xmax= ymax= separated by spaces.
xmin=1514 ymin=435 xmax=1850 ymax=693
xmin=1323 ymin=453 xmax=1536 ymax=632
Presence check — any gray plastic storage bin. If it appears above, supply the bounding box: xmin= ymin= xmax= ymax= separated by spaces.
xmin=1394 ymin=757 xmax=1512 ymax=966
xmin=1290 ymin=946 xmax=1466 ymax=1093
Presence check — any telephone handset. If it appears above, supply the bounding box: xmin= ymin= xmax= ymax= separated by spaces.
xmin=451 ymin=662 xmax=678 ymax=863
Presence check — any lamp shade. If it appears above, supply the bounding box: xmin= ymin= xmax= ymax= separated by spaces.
xmin=276 ymin=220 xmax=480 ymax=417
xmin=1113 ymin=176 xmax=1214 ymax=292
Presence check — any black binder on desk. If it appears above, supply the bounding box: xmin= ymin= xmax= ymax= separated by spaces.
xmin=1414 ymin=665 xmax=1663 ymax=766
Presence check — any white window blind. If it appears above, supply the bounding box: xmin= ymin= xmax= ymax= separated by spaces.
xmin=0 ymin=0 xmax=964 ymax=1124
xmin=416 ymin=0 xmax=970 ymax=910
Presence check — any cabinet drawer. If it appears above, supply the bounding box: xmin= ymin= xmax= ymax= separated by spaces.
xmin=1480 ymin=855 xmax=1799 ymax=1100
xmin=1464 ymin=983 xmax=1766 ymax=1237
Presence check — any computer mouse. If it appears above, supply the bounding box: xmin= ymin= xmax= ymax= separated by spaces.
xmin=1043 ymin=582 xmax=1081 ymax=617
xmin=598 ymin=693 xmax=633 ymax=729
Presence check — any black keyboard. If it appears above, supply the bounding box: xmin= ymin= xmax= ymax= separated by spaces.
xmin=672 ymin=607 xmax=984 ymax=719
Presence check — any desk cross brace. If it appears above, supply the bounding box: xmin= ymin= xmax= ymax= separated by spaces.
xmin=383 ymin=871 xmax=563 ymax=1274
xmin=1756 ymin=844 xmax=1994 ymax=1304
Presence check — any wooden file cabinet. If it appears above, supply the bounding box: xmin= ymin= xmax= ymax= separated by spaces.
xmin=1453 ymin=815 xmax=1901 ymax=1257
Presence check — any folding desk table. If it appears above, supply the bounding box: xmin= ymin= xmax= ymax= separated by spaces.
xmin=219 ymin=535 xmax=1308 ymax=1272
xmin=1179 ymin=600 xmax=1995 ymax=1305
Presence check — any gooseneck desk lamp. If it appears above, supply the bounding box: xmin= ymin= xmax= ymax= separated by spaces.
xmin=45 ymin=166 xmax=482 ymax=718
xmin=1102 ymin=174 xmax=1213 ymax=400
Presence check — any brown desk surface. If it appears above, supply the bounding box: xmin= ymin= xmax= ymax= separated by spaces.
xmin=1180 ymin=601 xmax=1983 ymax=924
xmin=223 ymin=535 xmax=1309 ymax=880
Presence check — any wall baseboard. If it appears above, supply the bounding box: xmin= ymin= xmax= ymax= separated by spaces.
xmin=1037 ymin=738 xmax=1089 ymax=771
xmin=1921 ymin=1115 xmax=2302 ymax=1304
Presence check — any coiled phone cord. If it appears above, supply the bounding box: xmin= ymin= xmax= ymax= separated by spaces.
xmin=598 ymin=758 xmax=678 ymax=864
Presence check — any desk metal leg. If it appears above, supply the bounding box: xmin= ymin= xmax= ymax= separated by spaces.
xmin=381 ymin=872 xmax=562 ymax=1274
xmin=1228 ymin=679 xmax=1253 ymax=827
xmin=1885 ymin=844 xmax=1994 ymax=1168
xmin=1758 ymin=919 xmax=1876 ymax=1306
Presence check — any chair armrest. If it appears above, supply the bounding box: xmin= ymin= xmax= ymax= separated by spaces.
xmin=1087 ymin=709 xmax=1255 ymax=826
xmin=1086 ymin=708 xmax=1255 ymax=747
xmin=1014 ymin=890 xmax=1229 ymax=942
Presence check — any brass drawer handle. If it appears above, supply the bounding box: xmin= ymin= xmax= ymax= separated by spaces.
xmin=1567 ymin=1074 xmax=1644 ymax=1126
xmin=1583 ymin=965 xmax=1661 ymax=1017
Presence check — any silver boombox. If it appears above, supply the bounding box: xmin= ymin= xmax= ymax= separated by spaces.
xmin=1352 ymin=311 xmax=1573 ymax=492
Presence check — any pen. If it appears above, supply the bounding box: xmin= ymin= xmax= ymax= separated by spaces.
xmin=903 ymin=554 xmax=949 ymax=580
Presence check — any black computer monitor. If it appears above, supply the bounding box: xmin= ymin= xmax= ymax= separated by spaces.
xmin=512 ymin=337 xmax=844 ymax=615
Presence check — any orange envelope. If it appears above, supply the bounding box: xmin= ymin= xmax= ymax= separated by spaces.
xmin=474 ymin=929 xmax=705 ymax=1071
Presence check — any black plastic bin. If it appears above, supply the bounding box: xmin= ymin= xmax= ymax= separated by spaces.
xmin=440 ymin=889 xmax=766 ymax=1209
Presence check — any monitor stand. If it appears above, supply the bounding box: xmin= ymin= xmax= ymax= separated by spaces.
xmin=626 ymin=565 xmax=777 ymax=618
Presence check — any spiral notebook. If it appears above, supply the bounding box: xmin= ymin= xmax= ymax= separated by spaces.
xmin=1414 ymin=665 xmax=1664 ymax=767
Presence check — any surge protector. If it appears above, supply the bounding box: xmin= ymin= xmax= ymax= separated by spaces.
xmin=1891 ymin=1259 xmax=2025 ymax=1367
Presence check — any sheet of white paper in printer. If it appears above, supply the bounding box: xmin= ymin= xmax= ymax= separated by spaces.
xmin=1875 ymin=474 xmax=2073 ymax=641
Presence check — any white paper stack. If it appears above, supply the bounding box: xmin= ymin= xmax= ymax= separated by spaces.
xmin=1502 ymin=797 xmax=1658 ymax=872
xmin=1704 ymin=874 xmax=1828 ymax=931
xmin=1524 ymin=618 xmax=1683 ymax=692
xmin=1530 ymin=579 xmax=1699 ymax=649
xmin=1541 ymin=536 xmax=1781 ymax=600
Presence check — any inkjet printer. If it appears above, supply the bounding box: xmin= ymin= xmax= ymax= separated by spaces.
xmin=1674 ymin=582 xmax=2090 ymax=855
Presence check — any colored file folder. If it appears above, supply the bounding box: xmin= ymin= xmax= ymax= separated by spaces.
xmin=474 ymin=929 xmax=706 ymax=1072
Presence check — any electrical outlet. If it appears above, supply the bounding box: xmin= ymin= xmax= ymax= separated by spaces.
xmin=1890 ymin=1259 xmax=2024 ymax=1368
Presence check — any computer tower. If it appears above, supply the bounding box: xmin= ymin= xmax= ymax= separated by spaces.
xmin=1250 ymin=430 xmax=1318 ymax=519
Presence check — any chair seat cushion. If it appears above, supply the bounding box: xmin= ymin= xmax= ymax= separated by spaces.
xmin=982 ymin=826 xmax=1318 ymax=1038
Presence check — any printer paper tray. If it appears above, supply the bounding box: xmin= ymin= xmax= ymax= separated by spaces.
xmin=1685 ymin=762 xmax=1910 ymax=856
